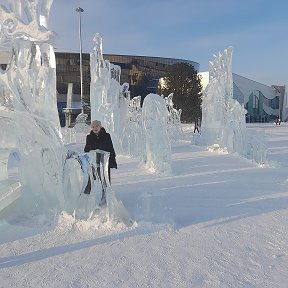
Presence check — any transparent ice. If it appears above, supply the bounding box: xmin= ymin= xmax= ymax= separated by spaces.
xmin=142 ymin=93 xmax=171 ymax=174
xmin=0 ymin=1 xmax=131 ymax=225
xmin=89 ymin=33 xmax=130 ymax=154
xmin=0 ymin=0 xmax=180 ymax=224
xmin=194 ymin=46 xmax=267 ymax=164
xmin=281 ymin=87 xmax=288 ymax=122
xmin=88 ymin=33 xmax=176 ymax=172
xmin=121 ymin=95 xmax=144 ymax=156
xmin=0 ymin=0 xmax=64 ymax=215
xmin=165 ymin=93 xmax=183 ymax=141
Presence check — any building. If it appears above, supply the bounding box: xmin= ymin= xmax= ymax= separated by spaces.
xmin=49 ymin=51 xmax=200 ymax=125
xmin=103 ymin=54 xmax=199 ymax=96
xmin=55 ymin=52 xmax=90 ymax=126
xmin=55 ymin=52 xmax=199 ymax=126
xmin=199 ymin=72 xmax=286 ymax=123
xmin=233 ymin=73 xmax=283 ymax=122
xmin=0 ymin=50 xmax=285 ymax=124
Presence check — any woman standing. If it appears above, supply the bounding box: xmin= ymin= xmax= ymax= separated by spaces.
xmin=84 ymin=120 xmax=117 ymax=205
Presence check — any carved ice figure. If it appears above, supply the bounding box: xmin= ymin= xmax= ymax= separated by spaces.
xmin=89 ymin=34 xmax=183 ymax=161
xmin=0 ymin=0 xmax=54 ymax=44
xmin=89 ymin=33 xmax=129 ymax=153
xmin=196 ymin=46 xmax=266 ymax=164
xmin=165 ymin=93 xmax=183 ymax=141
xmin=62 ymin=149 xmax=131 ymax=224
xmin=0 ymin=0 xmax=68 ymax=214
xmin=63 ymin=151 xmax=105 ymax=217
xmin=90 ymin=33 xmax=109 ymax=122
xmin=121 ymin=95 xmax=144 ymax=156
xmin=200 ymin=47 xmax=234 ymax=146
xmin=120 ymin=91 xmax=183 ymax=160
xmin=142 ymin=93 xmax=171 ymax=174
xmin=0 ymin=3 xmax=131 ymax=225
xmin=73 ymin=112 xmax=90 ymax=144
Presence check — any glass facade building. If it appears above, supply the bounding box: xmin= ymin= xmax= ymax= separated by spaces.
xmin=54 ymin=52 xmax=199 ymax=98
xmin=103 ymin=54 xmax=199 ymax=94
xmin=55 ymin=52 xmax=90 ymax=96
xmin=3 ymin=49 xmax=284 ymax=124
xmin=54 ymin=52 xmax=199 ymax=125
xmin=200 ymin=72 xmax=284 ymax=123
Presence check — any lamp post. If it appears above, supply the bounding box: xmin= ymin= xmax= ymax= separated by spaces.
xmin=76 ymin=7 xmax=84 ymax=114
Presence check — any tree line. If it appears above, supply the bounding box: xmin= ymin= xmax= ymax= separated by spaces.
xmin=158 ymin=62 xmax=202 ymax=123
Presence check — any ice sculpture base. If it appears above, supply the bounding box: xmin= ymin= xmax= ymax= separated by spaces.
xmin=0 ymin=179 xmax=21 ymax=212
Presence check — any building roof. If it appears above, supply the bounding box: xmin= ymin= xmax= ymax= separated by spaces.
xmin=233 ymin=73 xmax=280 ymax=102
xmin=199 ymin=71 xmax=281 ymax=104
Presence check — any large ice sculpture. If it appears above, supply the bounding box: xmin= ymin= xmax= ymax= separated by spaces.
xmin=195 ymin=46 xmax=267 ymax=164
xmin=90 ymin=32 xmax=108 ymax=123
xmin=142 ymin=93 xmax=171 ymax=174
xmin=90 ymin=33 xmax=129 ymax=153
xmin=0 ymin=2 xmax=132 ymax=226
xmin=88 ymin=33 xmax=184 ymax=164
xmin=0 ymin=0 xmax=66 ymax=214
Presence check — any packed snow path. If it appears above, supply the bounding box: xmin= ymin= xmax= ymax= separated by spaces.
xmin=0 ymin=123 xmax=288 ymax=287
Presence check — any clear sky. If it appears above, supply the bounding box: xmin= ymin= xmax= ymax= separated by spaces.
xmin=2 ymin=0 xmax=288 ymax=86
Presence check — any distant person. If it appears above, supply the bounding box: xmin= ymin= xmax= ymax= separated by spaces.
xmin=84 ymin=120 xmax=117 ymax=204
xmin=194 ymin=120 xmax=200 ymax=133
xmin=275 ymin=118 xmax=281 ymax=125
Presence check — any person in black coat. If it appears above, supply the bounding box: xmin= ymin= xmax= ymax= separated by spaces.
xmin=193 ymin=119 xmax=200 ymax=134
xmin=84 ymin=120 xmax=117 ymax=184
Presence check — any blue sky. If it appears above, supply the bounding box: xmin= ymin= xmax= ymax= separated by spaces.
xmin=2 ymin=0 xmax=288 ymax=86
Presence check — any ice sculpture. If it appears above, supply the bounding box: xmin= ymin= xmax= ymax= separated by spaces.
xmin=63 ymin=148 xmax=131 ymax=224
xmin=89 ymin=33 xmax=183 ymax=163
xmin=142 ymin=93 xmax=171 ymax=174
xmin=63 ymin=150 xmax=106 ymax=219
xmin=90 ymin=33 xmax=129 ymax=153
xmin=0 ymin=2 xmax=131 ymax=226
xmin=90 ymin=33 xmax=108 ymax=123
xmin=120 ymin=95 xmax=144 ymax=156
xmin=281 ymin=86 xmax=288 ymax=122
xmin=0 ymin=0 xmax=65 ymax=214
xmin=120 ymin=93 xmax=183 ymax=159
xmin=165 ymin=93 xmax=183 ymax=141
xmin=195 ymin=46 xmax=267 ymax=164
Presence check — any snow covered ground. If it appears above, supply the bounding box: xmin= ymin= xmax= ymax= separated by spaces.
xmin=1 ymin=123 xmax=288 ymax=287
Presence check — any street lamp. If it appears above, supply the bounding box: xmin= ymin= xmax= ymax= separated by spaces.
xmin=76 ymin=7 xmax=84 ymax=114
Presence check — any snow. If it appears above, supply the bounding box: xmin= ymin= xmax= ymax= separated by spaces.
xmin=1 ymin=123 xmax=288 ymax=287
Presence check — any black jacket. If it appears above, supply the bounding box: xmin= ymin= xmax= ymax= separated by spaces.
xmin=84 ymin=127 xmax=117 ymax=169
